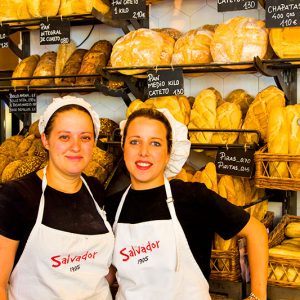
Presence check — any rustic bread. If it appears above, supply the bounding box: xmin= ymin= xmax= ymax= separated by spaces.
xmin=55 ymin=41 xmax=77 ymax=85
xmin=172 ymin=26 xmax=213 ymax=65
xmin=188 ymin=88 xmax=217 ymax=144
xmin=27 ymin=0 xmax=60 ymax=17
xmin=76 ymin=40 xmax=112 ymax=85
xmin=210 ymin=16 xmax=268 ymax=68
xmin=11 ymin=55 xmax=40 ymax=87
xmin=58 ymin=49 xmax=88 ymax=85
xmin=240 ymin=86 xmax=286 ymax=143
xmin=0 ymin=0 xmax=31 ymax=21
xmin=111 ymin=28 xmax=175 ymax=75
xmin=193 ymin=162 xmax=218 ymax=193
xmin=152 ymin=28 xmax=182 ymax=41
xmin=30 ymin=52 xmax=57 ymax=86
xmin=267 ymin=106 xmax=289 ymax=178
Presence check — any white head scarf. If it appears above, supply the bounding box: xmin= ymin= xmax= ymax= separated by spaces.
xmin=120 ymin=108 xmax=191 ymax=178
xmin=38 ymin=95 xmax=100 ymax=140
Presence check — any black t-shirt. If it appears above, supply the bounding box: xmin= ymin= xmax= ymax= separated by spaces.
xmin=105 ymin=179 xmax=250 ymax=280
xmin=0 ymin=172 xmax=108 ymax=267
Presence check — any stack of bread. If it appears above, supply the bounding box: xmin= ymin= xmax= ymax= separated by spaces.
xmin=210 ymin=16 xmax=269 ymax=68
xmin=126 ymin=95 xmax=191 ymax=126
xmin=188 ymin=88 xmax=243 ymax=145
xmin=170 ymin=161 xmax=267 ymax=252
xmin=11 ymin=39 xmax=113 ymax=88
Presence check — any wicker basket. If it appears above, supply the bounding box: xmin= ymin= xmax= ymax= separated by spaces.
xmin=268 ymin=214 xmax=300 ymax=289
xmin=254 ymin=145 xmax=300 ymax=191
xmin=210 ymin=211 xmax=274 ymax=282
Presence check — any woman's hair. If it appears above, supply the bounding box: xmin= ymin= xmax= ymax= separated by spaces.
xmin=122 ymin=108 xmax=172 ymax=153
xmin=44 ymin=104 xmax=95 ymax=138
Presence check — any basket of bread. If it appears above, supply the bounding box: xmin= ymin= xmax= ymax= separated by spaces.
xmin=268 ymin=214 xmax=300 ymax=288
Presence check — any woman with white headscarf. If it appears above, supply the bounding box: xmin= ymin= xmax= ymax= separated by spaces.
xmin=105 ymin=108 xmax=268 ymax=300
xmin=0 ymin=96 xmax=114 ymax=300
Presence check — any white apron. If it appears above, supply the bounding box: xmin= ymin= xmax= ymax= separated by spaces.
xmin=112 ymin=178 xmax=211 ymax=300
xmin=9 ymin=167 xmax=114 ymax=300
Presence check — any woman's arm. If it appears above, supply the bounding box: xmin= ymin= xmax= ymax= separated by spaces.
xmin=0 ymin=235 xmax=19 ymax=300
xmin=105 ymin=265 xmax=117 ymax=286
xmin=237 ymin=216 xmax=268 ymax=300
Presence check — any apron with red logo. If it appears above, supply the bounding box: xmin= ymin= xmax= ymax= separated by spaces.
xmin=112 ymin=178 xmax=211 ymax=300
xmin=9 ymin=167 xmax=114 ymax=300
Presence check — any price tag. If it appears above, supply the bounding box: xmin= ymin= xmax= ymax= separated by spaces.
xmin=217 ymin=0 xmax=258 ymax=12
xmin=40 ymin=19 xmax=70 ymax=45
xmin=112 ymin=0 xmax=146 ymax=20
xmin=147 ymin=69 xmax=184 ymax=98
xmin=0 ymin=25 xmax=9 ymax=49
xmin=215 ymin=148 xmax=255 ymax=177
xmin=9 ymin=92 xmax=37 ymax=113
xmin=265 ymin=0 xmax=300 ymax=28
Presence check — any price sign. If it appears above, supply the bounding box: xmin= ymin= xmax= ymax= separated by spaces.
xmin=9 ymin=92 xmax=37 ymax=113
xmin=112 ymin=0 xmax=146 ymax=20
xmin=217 ymin=0 xmax=258 ymax=12
xmin=40 ymin=19 xmax=70 ymax=45
xmin=0 ymin=25 xmax=9 ymax=49
xmin=265 ymin=0 xmax=300 ymax=28
xmin=215 ymin=148 xmax=255 ymax=177
xmin=147 ymin=69 xmax=184 ymax=98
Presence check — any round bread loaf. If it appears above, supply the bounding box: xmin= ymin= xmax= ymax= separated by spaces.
xmin=27 ymin=0 xmax=60 ymax=17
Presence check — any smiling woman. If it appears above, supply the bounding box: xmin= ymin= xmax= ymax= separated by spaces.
xmin=0 ymin=96 xmax=114 ymax=300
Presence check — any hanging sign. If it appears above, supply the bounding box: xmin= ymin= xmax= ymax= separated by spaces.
xmin=215 ymin=147 xmax=255 ymax=177
xmin=0 ymin=25 xmax=10 ymax=49
xmin=265 ymin=0 xmax=300 ymax=28
xmin=217 ymin=0 xmax=258 ymax=12
xmin=9 ymin=92 xmax=37 ymax=113
xmin=147 ymin=68 xmax=184 ymax=98
xmin=112 ymin=0 xmax=146 ymax=20
xmin=40 ymin=19 xmax=70 ymax=45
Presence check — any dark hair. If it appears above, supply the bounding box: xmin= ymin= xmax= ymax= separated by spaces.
xmin=122 ymin=108 xmax=172 ymax=153
xmin=44 ymin=104 xmax=95 ymax=138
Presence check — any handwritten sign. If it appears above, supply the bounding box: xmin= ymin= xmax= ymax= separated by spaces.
xmin=217 ymin=0 xmax=258 ymax=12
xmin=147 ymin=69 xmax=184 ymax=98
xmin=215 ymin=148 xmax=255 ymax=177
xmin=0 ymin=25 xmax=9 ymax=49
xmin=112 ymin=0 xmax=146 ymax=20
xmin=265 ymin=0 xmax=300 ymax=28
xmin=9 ymin=92 xmax=37 ymax=113
xmin=40 ymin=19 xmax=70 ymax=45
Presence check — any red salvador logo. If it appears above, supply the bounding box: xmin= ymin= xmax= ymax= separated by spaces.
xmin=51 ymin=250 xmax=98 ymax=268
xmin=120 ymin=240 xmax=160 ymax=262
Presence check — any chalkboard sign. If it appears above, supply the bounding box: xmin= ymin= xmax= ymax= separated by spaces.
xmin=9 ymin=92 xmax=37 ymax=113
xmin=147 ymin=69 xmax=184 ymax=98
xmin=215 ymin=147 xmax=255 ymax=177
xmin=265 ymin=0 xmax=300 ymax=28
xmin=217 ymin=0 xmax=258 ymax=12
xmin=0 ymin=25 xmax=9 ymax=49
xmin=112 ymin=0 xmax=146 ymax=20
xmin=40 ymin=19 xmax=70 ymax=45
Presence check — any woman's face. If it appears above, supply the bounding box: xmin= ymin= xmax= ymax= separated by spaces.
xmin=124 ymin=116 xmax=170 ymax=190
xmin=41 ymin=109 xmax=95 ymax=177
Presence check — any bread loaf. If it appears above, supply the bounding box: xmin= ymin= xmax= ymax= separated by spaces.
xmin=210 ymin=16 xmax=268 ymax=68
xmin=152 ymin=28 xmax=182 ymax=41
xmin=193 ymin=162 xmax=218 ymax=193
xmin=76 ymin=40 xmax=112 ymax=85
xmin=240 ymin=86 xmax=285 ymax=143
xmin=111 ymin=28 xmax=175 ymax=75
xmin=11 ymin=55 xmax=40 ymax=87
xmin=267 ymin=106 xmax=289 ymax=178
xmin=172 ymin=26 xmax=213 ymax=65
xmin=286 ymin=104 xmax=300 ymax=178
xmin=211 ymin=102 xmax=242 ymax=144
xmin=27 ymin=0 xmax=60 ymax=17
xmin=58 ymin=49 xmax=88 ymax=85
xmin=270 ymin=27 xmax=300 ymax=60
xmin=55 ymin=41 xmax=77 ymax=85
xmin=225 ymin=89 xmax=254 ymax=118
xmin=188 ymin=88 xmax=217 ymax=144
xmin=30 ymin=52 xmax=57 ymax=86
xmin=0 ymin=0 xmax=31 ymax=21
